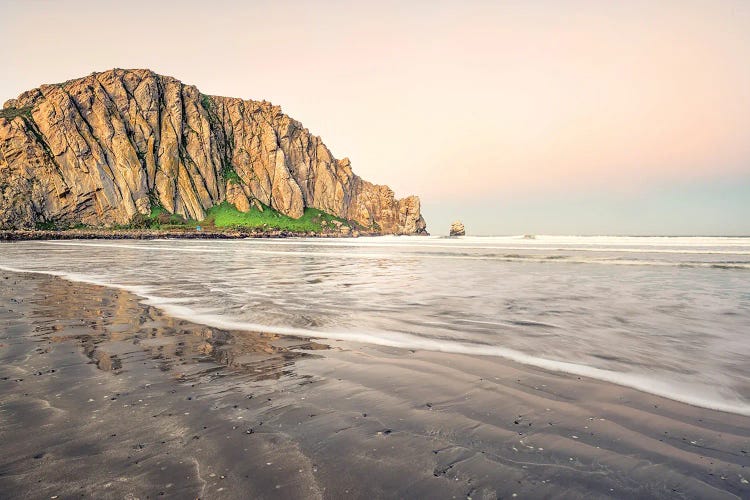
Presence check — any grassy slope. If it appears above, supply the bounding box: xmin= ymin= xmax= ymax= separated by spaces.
xmin=124 ymin=201 xmax=351 ymax=232
xmin=202 ymin=202 xmax=349 ymax=232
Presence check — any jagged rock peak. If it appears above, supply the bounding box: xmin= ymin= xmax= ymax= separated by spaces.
xmin=0 ymin=68 xmax=427 ymax=234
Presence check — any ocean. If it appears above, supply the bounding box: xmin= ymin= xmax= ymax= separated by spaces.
xmin=1 ymin=235 xmax=748 ymax=416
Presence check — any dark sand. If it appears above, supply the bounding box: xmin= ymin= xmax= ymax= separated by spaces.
xmin=0 ymin=270 xmax=748 ymax=499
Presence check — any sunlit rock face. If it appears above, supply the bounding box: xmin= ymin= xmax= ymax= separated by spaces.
xmin=0 ymin=69 xmax=427 ymax=234
xmin=449 ymin=221 xmax=465 ymax=236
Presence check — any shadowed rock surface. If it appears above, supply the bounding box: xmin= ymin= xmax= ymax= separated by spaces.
xmin=0 ymin=69 xmax=427 ymax=234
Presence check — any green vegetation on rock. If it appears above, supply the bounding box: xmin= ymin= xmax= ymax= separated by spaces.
xmin=34 ymin=220 xmax=59 ymax=231
xmin=0 ymin=107 xmax=32 ymax=120
xmin=221 ymin=165 xmax=242 ymax=185
xmin=202 ymin=201 xmax=349 ymax=232
xmin=117 ymin=200 xmax=349 ymax=233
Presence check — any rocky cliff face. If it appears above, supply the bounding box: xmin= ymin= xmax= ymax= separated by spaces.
xmin=0 ymin=69 xmax=427 ymax=234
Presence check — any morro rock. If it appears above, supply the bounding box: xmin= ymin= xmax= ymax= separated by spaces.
xmin=449 ymin=221 xmax=465 ymax=236
xmin=0 ymin=69 xmax=427 ymax=234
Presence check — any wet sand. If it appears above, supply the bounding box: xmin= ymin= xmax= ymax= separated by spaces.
xmin=0 ymin=270 xmax=748 ymax=499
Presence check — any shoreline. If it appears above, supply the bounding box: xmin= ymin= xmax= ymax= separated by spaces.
xmin=1 ymin=251 xmax=748 ymax=416
xmin=0 ymin=228 xmax=388 ymax=241
xmin=1 ymin=269 xmax=749 ymax=498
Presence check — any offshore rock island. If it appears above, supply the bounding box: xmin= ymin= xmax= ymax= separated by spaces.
xmin=0 ymin=69 xmax=427 ymax=235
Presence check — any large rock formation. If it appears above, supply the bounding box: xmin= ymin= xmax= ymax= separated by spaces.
xmin=0 ymin=69 xmax=427 ymax=234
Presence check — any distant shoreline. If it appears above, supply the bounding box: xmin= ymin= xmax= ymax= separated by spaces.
xmin=0 ymin=229 xmax=383 ymax=241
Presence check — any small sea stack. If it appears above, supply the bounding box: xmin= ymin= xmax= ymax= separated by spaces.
xmin=449 ymin=221 xmax=465 ymax=236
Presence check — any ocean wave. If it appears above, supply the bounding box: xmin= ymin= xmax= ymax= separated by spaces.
xmin=34 ymin=242 xmax=750 ymax=269
xmin=1 ymin=263 xmax=749 ymax=417
xmin=42 ymin=239 xmax=750 ymax=256
xmin=232 ymin=236 xmax=750 ymax=253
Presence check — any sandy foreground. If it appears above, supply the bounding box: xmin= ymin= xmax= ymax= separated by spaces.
xmin=0 ymin=270 xmax=748 ymax=499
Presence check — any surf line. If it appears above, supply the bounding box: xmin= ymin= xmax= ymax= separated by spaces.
xmin=1 ymin=263 xmax=749 ymax=417
xmin=34 ymin=242 xmax=750 ymax=268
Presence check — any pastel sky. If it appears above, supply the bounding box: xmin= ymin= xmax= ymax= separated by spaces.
xmin=2 ymin=0 xmax=749 ymax=235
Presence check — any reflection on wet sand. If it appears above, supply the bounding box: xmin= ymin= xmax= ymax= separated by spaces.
xmin=33 ymin=277 xmax=330 ymax=382
xmin=2 ymin=270 xmax=749 ymax=500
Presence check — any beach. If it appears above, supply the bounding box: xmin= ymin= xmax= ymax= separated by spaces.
xmin=1 ymin=267 xmax=748 ymax=499
xmin=2 ymin=2 xmax=747 ymax=496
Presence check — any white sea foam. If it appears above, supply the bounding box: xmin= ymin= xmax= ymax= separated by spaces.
xmin=40 ymin=241 xmax=225 ymax=253
xmin=232 ymin=240 xmax=750 ymax=255
xmin=2 ymin=262 xmax=749 ymax=417
xmin=36 ymin=241 xmax=750 ymax=268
